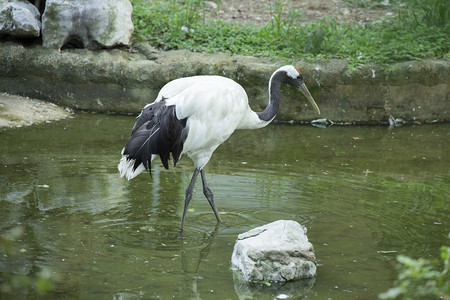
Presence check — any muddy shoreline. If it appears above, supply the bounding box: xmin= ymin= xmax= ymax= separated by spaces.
xmin=0 ymin=92 xmax=71 ymax=128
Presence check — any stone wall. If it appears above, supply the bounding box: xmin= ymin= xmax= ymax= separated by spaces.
xmin=0 ymin=41 xmax=448 ymax=123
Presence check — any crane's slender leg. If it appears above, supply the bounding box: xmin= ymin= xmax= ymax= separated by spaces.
xmin=180 ymin=168 xmax=200 ymax=232
xmin=200 ymin=169 xmax=222 ymax=223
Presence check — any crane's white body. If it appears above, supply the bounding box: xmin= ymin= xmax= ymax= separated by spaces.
xmin=161 ymin=76 xmax=271 ymax=167
xmin=120 ymin=75 xmax=271 ymax=179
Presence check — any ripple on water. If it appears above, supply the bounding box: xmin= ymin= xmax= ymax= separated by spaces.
xmin=180 ymin=210 xmax=259 ymax=239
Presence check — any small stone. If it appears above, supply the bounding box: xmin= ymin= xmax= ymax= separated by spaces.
xmin=231 ymin=220 xmax=317 ymax=282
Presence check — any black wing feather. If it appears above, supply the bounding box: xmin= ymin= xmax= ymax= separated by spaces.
xmin=123 ymin=101 xmax=188 ymax=176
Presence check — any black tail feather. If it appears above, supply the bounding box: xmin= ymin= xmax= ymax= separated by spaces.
xmin=123 ymin=102 xmax=188 ymax=176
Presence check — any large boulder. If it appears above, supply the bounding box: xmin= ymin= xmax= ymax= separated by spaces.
xmin=231 ymin=220 xmax=317 ymax=282
xmin=0 ymin=0 xmax=41 ymax=37
xmin=41 ymin=0 xmax=133 ymax=49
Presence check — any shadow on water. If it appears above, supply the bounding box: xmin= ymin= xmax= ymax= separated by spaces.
xmin=0 ymin=114 xmax=448 ymax=299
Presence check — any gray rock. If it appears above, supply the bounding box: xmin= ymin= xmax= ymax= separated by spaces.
xmin=0 ymin=0 xmax=41 ymax=37
xmin=41 ymin=0 xmax=133 ymax=49
xmin=231 ymin=220 xmax=316 ymax=282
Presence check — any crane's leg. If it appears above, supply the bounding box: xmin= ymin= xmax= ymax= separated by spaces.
xmin=180 ymin=168 xmax=200 ymax=232
xmin=200 ymin=169 xmax=222 ymax=223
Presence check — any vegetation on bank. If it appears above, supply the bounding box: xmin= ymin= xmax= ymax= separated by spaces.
xmin=379 ymin=239 xmax=449 ymax=300
xmin=130 ymin=0 xmax=449 ymax=67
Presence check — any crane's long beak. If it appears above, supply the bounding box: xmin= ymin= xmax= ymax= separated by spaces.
xmin=299 ymin=82 xmax=320 ymax=114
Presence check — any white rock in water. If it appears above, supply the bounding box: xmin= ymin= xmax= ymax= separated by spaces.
xmin=42 ymin=0 xmax=133 ymax=49
xmin=231 ymin=220 xmax=316 ymax=282
xmin=0 ymin=0 xmax=41 ymax=37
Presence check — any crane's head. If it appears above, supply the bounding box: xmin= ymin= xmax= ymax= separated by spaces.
xmin=280 ymin=65 xmax=320 ymax=114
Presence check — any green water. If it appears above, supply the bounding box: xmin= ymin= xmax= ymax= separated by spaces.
xmin=0 ymin=114 xmax=448 ymax=299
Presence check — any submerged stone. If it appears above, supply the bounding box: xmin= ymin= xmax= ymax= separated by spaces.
xmin=231 ymin=220 xmax=317 ymax=282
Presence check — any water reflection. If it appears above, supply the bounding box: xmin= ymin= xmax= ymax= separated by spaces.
xmin=0 ymin=115 xmax=448 ymax=299
xmin=233 ymin=277 xmax=316 ymax=300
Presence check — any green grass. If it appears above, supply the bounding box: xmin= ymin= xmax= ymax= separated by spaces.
xmin=131 ymin=0 xmax=450 ymax=67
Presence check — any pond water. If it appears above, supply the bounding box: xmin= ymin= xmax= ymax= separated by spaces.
xmin=0 ymin=114 xmax=448 ymax=299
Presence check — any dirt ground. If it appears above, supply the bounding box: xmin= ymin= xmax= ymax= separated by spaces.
xmin=204 ymin=0 xmax=394 ymax=25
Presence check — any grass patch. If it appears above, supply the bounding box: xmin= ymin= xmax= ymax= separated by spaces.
xmin=131 ymin=0 xmax=449 ymax=67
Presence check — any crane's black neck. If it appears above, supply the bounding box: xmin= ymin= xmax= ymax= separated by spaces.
xmin=256 ymin=71 xmax=285 ymax=122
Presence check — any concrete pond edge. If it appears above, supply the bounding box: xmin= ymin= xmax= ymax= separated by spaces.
xmin=0 ymin=41 xmax=448 ymax=125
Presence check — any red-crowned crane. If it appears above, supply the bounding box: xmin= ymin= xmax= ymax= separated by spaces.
xmin=118 ymin=65 xmax=320 ymax=231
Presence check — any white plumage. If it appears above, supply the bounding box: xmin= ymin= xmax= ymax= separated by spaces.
xmin=118 ymin=65 xmax=320 ymax=231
